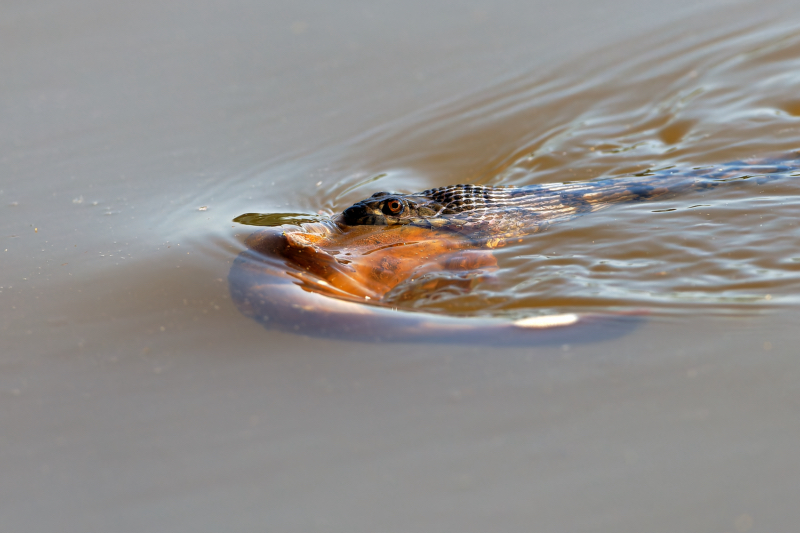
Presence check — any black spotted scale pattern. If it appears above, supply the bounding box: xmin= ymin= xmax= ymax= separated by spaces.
xmin=409 ymin=155 xmax=800 ymax=239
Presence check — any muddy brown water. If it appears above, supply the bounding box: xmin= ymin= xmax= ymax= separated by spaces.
xmin=4 ymin=0 xmax=800 ymax=531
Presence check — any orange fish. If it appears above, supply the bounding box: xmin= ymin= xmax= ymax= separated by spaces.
xmin=229 ymin=219 xmax=637 ymax=344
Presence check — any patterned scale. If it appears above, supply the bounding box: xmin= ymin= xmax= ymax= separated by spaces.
xmin=341 ymin=154 xmax=800 ymax=241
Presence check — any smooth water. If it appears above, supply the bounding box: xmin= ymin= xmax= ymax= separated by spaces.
xmin=3 ymin=0 xmax=800 ymax=531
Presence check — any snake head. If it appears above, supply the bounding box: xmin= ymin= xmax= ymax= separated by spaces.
xmin=341 ymin=191 xmax=442 ymax=226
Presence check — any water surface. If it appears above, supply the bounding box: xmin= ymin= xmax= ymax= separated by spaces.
xmin=3 ymin=0 xmax=800 ymax=531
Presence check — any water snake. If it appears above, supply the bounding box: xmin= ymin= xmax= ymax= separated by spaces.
xmin=228 ymin=153 xmax=799 ymax=343
xmin=340 ymin=156 xmax=799 ymax=240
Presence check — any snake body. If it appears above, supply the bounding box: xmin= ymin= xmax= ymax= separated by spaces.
xmin=342 ymin=155 xmax=800 ymax=241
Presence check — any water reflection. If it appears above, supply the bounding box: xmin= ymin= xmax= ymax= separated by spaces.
xmin=233 ymin=212 xmax=329 ymax=227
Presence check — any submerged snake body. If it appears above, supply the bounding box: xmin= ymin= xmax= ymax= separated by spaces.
xmin=342 ymin=156 xmax=800 ymax=241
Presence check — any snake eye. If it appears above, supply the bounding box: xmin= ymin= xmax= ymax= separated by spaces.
xmin=383 ymin=198 xmax=404 ymax=215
